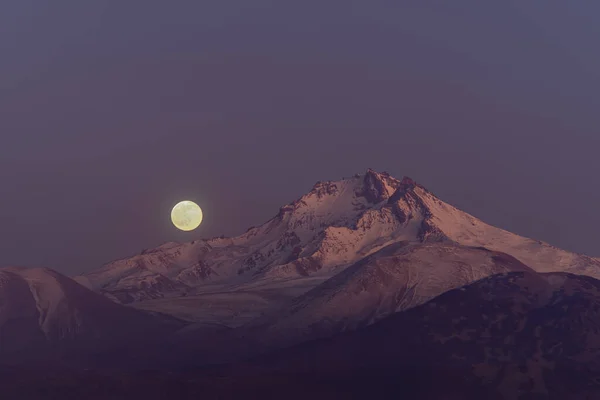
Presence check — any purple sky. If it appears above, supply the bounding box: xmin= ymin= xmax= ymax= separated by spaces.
xmin=2 ymin=1 xmax=600 ymax=275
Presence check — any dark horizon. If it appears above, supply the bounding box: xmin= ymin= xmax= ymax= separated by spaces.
xmin=2 ymin=1 xmax=600 ymax=275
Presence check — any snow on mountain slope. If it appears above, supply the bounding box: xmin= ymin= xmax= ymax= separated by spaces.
xmin=75 ymin=169 xmax=600 ymax=305
xmin=405 ymin=180 xmax=600 ymax=278
xmin=76 ymin=170 xmax=417 ymax=302
xmin=0 ymin=266 xmax=182 ymax=363
xmin=74 ymin=241 xmax=212 ymax=303
xmin=250 ymin=242 xmax=534 ymax=347
xmin=167 ymin=242 xmax=534 ymax=364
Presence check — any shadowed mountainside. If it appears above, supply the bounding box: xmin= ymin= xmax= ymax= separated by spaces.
xmin=0 ymin=266 xmax=184 ymax=367
xmin=3 ymin=270 xmax=600 ymax=399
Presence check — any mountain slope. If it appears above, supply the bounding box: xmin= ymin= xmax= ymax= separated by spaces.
xmin=152 ymin=242 xmax=533 ymax=366
xmin=395 ymin=177 xmax=600 ymax=278
xmin=249 ymin=242 xmax=534 ymax=349
xmin=75 ymin=169 xmax=600 ymax=305
xmin=0 ymin=266 xmax=183 ymax=366
xmin=4 ymin=271 xmax=600 ymax=399
xmin=232 ymin=270 xmax=600 ymax=399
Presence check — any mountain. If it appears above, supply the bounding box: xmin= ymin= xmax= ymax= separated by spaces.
xmin=157 ymin=242 xmax=534 ymax=366
xmin=74 ymin=170 xmax=407 ymax=303
xmin=4 ymin=270 xmax=600 ymax=399
xmin=0 ymin=266 xmax=183 ymax=366
xmin=227 ymin=270 xmax=600 ymax=399
xmin=245 ymin=242 xmax=534 ymax=349
xmin=75 ymin=169 xmax=600 ymax=306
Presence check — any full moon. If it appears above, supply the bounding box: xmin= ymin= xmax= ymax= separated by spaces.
xmin=171 ymin=200 xmax=203 ymax=231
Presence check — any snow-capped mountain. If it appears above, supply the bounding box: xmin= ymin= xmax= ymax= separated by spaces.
xmin=0 ymin=266 xmax=182 ymax=365
xmin=75 ymin=169 xmax=600 ymax=304
xmin=75 ymin=169 xmax=409 ymax=302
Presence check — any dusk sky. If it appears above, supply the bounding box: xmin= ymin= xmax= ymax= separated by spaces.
xmin=2 ymin=1 xmax=599 ymax=275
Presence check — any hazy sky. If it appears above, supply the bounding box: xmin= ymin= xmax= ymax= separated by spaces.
xmin=1 ymin=1 xmax=599 ymax=275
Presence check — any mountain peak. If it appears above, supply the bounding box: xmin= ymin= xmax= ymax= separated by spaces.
xmin=356 ymin=169 xmax=400 ymax=203
xmin=278 ymin=169 xmax=401 ymax=219
xmin=386 ymin=176 xmax=429 ymax=204
xmin=399 ymin=176 xmax=417 ymax=189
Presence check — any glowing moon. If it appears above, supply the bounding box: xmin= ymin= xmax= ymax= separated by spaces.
xmin=171 ymin=200 xmax=203 ymax=231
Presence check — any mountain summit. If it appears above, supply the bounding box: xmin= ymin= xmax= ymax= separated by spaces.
xmin=75 ymin=169 xmax=600 ymax=304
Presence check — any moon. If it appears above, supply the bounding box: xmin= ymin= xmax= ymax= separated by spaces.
xmin=171 ymin=200 xmax=203 ymax=231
